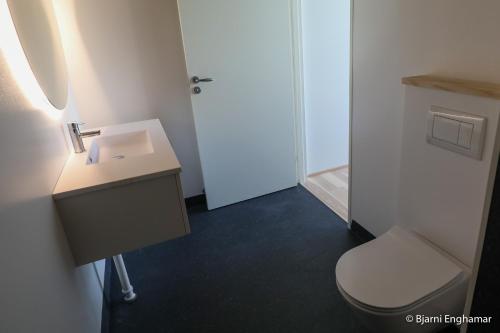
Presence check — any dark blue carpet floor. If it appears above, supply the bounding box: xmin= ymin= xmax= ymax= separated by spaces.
xmin=106 ymin=186 xmax=369 ymax=333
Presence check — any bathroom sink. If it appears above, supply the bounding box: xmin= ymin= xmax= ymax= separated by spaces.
xmin=53 ymin=119 xmax=190 ymax=266
xmin=86 ymin=130 xmax=154 ymax=165
xmin=53 ymin=119 xmax=181 ymax=193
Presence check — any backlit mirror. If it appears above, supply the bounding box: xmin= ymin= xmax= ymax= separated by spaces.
xmin=6 ymin=0 xmax=68 ymax=110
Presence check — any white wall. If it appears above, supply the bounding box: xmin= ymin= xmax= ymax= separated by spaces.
xmin=351 ymin=0 xmax=500 ymax=236
xmin=55 ymin=0 xmax=204 ymax=198
xmin=302 ymin=0 xmax=350 ymax=174
xmin=398 ymin=87 xmax=499 ymax=268
xmin=0 ymin=57 xmax=102 ymax=332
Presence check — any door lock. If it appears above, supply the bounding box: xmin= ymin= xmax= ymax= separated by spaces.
xmin=192 ymin=86 xmax=202 ymax=94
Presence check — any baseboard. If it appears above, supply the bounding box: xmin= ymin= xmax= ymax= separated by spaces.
xmin=185 ymin=194 xmax=206 ymax=208
xmin=100 ymin=259 xmax=112 ymax=333
xmin=350 ymin=220 xmax=375 ymax=243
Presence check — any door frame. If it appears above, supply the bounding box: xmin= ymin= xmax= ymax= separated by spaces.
xmin=290 ymin=0 xmax=354 ymax=224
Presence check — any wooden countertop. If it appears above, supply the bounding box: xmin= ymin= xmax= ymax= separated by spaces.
xmin=402 ymin=75 xmax=500 ymax=101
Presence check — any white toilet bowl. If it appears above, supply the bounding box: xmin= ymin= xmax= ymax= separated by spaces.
xmin=336 ymin=226 xmax=470 ymax=333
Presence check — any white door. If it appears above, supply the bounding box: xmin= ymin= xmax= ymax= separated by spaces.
xmin=178 ymin=0 xmax=297 ymax=209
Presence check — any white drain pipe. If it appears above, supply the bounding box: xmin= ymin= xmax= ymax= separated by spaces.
xmin=112 ymin=254 xmax=137 ymax=303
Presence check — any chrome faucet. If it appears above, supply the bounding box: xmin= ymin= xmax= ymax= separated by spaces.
xmin=67 ymin=122 xmax=101 ymax=153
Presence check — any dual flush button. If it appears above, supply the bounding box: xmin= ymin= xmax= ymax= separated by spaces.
xmin=426 ymin=106 xmax=486 ymax=160
xmin=432 ymin=115 xmax=472 ymax=149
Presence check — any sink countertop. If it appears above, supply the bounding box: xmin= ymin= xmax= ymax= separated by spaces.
xmin=53 ymin=119 xmax=181 ymax=199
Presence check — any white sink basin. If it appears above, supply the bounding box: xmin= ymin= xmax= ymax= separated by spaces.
xmin=86 ymin=130 xmax=154 ymax=165
xmin=53 ymin=119 xmax=181 ymax=197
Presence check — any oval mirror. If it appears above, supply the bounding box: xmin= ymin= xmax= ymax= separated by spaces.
xmin=6 ymin=0 xmax=68 ymax=110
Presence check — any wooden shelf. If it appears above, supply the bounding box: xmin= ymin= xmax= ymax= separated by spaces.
xmin=402 ymin=75 xmax=500 ymax=101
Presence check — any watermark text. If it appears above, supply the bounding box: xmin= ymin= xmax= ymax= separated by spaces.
xmin=405 ymin=314 xmax=492 ymax=326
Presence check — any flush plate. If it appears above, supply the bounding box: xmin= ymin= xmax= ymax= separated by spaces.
xmin=426 ymin=106 xmax=486 ymax=160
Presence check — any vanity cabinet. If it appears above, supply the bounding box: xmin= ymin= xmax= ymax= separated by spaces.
xmin=53 ymin=119 xmax=190 ymax=266
xmin=55 ymin=173 xmax=189 ymax=265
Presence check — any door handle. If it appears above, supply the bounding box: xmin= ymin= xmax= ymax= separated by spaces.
xmin=191 ymin=76 xmax=214 ymax=84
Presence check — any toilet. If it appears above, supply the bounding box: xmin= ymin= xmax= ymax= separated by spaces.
xmin=331 ymin=84 xmax=500 ymax=332
xmin=336 ymin=226 xmax=470 ymax=332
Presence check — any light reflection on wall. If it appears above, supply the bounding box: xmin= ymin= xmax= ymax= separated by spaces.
xmin=0 ymin=0 xmax=64 ymax=120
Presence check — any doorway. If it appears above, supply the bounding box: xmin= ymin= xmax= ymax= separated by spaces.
xmin=177 ymin=0 xmax=351 ymax=214
xmin=299 ymin=0 xmax=352 ymax=222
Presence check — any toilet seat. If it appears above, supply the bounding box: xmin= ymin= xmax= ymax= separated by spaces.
xmin=336 ymin=273 xmax=467 ymax=315
xmin=336 ymin=226 xmax=467 ymax=312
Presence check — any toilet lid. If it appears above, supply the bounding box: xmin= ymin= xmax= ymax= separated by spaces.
xmin=336 ymin=226 xmax=464 ymax=310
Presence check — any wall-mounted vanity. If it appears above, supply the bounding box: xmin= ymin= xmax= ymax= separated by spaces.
xmin=53 ymin=119 xmax=190 ymax=266
xmin=53 ymin=119 xmax=190 ymax=301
